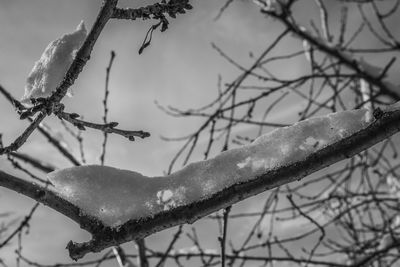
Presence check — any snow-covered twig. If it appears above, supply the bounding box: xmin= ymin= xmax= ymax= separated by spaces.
xmin=349 ymin=239 xmax=400 ymax=266
xmin=1 ymin=0 xmax=189 ymax=155
xmin=263 ymin=9 xmax=400 ymax=101
xmin=0 ymin=0 xmax=119 ymax=155
xmin=21 ymin=22 xmax=87 ymax=105
xmin=314 ymin=0 xmax=332 ymax=42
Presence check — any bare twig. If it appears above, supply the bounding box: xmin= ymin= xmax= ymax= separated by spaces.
xmin=0 ymin=203 xmax=40 ymax=249
xmin=214 ymin=0 xmax=234 ymax=20
xmin=100 ymin=50 xmax=116 ymax=165
xmin=56 ymin=110 xmax=150 ymax=141
xmin=0 ymin=84 xmax=81 ymax=166
xmin=8 ymin=152 xmax=55 ymax=174
xmin=219 ymin=206 xmax=231 ymax=267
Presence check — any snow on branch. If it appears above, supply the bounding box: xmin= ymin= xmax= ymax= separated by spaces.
xmin=38 ymin=102 xmax=400 ymax=260
xmin=262 ymin=7 xmax=400 ymax=101
xmin=21 ymin=22 xmax=87 ymax=106
xmin=0 ymin=0 xmax=119 ymax=155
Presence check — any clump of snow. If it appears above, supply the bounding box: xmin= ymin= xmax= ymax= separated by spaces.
xmin=48 ymin=108 xmax=374 ymax=227
xmin=253 ymin=0 xmax=283 ymax=14
xmin=377 ymin=215 xmax=400 ymax=250
xmin=359 ymin=57 xmax=382 ymax=78
xmin=378 ymin=234 xmax=393 ymax=250
xmin=340 ymin=49 xmax=400 ymax=95
xmin=156 ymin=187 xmax=186 ymax=211
xmin=21 ymin=21 xmax=87 ymax=105
xmin=386 ymin=174 xmax=400 ymax=198
xmin=48 ymin=166 xmax=167 ymax=227
xmin=359 ymin=79 xmax=373 ymax=122
xmin=302 ymin=40 xmax=311 ymax=62
xmin=265 ymin=0 xmax=283 ymax=14
xmin=383 ymin=100 xmax=400 ymax=112
xmin=292 ymin=25 xmax=400 ymax=96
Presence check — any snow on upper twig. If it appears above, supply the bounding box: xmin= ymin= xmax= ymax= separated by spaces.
xmin=296 ymin=26 xmax=399 ymax=96
xmin=48 ymin=108 xmax=374 ymax=228
xmin=21 ymin=21 xmax=87 ymax=105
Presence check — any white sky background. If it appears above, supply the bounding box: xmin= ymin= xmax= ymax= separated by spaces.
xmin=1 ymin=0 xmax=399 ymax=266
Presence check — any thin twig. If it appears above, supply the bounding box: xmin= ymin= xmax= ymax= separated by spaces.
xmin=0 ymin=203 xmax=40 ymax=249
xmin=56 ymin=110 xmax=150 ymax=141
xmin=219 ymin=206 xmax=231 ymax=267
xmin=100 ymin=50 xmax=116 ymax=165
xmin=136 ymin=239 xmax=149 ymax=267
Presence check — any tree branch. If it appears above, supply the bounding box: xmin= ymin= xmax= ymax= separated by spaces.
xmin=64 ymin=103 xmax=400 ymax=259
xmin=55 ymin=110 xmax=150 ymax=141
xmin=111 ymin=0 xmax=192 ymax=21
xmin=0 ymin=171 xmax=103 ymax=234
xmin=0 ymin=84 xmax=82 ymax=166
xmin=262 ymin=6 xmax=400 ymax=101
xmin=0 ymin=0 xmax=118 ymax=155
xmin=4 ymin=103 xmax=399 ymax=260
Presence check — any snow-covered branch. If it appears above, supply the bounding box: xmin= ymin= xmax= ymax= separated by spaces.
xmin=2 ymin=103 xmax=399 ymax=259
xmin=3 ymin=1 xmax=400 ymax=265
xmin=63 ymin=103 xmax=400 ymax=258
xmin=0 ymin=171 xmax=86 ymax=227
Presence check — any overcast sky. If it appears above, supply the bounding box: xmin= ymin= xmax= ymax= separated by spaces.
xmin=2 ymin=1 xmax=398 ymax=266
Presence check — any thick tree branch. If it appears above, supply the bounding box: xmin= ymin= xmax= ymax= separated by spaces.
xmin=0 ymin=171 xmax=103 ymax=234
xmin=3 ymin=103 xmax=399 ymax=259
xmin=65 ymin=104 xmax=400 ymax=259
